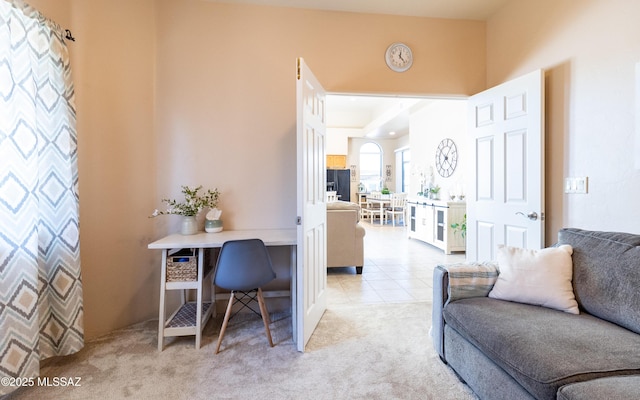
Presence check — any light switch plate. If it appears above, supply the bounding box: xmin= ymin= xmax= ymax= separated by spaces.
xmin=565 ymin=177 xmax=588 ymax=194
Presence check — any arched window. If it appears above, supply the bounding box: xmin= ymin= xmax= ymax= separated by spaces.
xmin=359 ymin=142 xmax=382 ymax=191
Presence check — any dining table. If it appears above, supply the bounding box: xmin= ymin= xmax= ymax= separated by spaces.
xmin=364 ymin=195 xmax=392 ymax=224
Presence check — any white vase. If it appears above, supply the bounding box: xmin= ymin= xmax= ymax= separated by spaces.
xmin=180 ymin=215 xmax=198 ymax=235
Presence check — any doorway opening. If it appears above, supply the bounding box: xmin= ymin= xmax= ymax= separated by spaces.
xmin=325 ymin=93 xmax=468 ymax=305
xmin=326 ymin=94 xmax=468 ymax=201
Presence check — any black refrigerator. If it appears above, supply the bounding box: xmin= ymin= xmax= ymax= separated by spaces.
xmin=326 ymin=169 xmax=351 ymax=202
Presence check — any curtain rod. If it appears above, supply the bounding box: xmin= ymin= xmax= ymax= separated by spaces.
xmin=65 ymin=29 xmax=75 ymax=42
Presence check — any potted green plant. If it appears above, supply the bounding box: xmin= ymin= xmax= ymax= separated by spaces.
xmin=451 ymin=214 xmax=467 ymax=238
xmin=150 ymin=185 xmax=220 ymax=235
xmin=429 ymin=185 xmax=440 ymax=200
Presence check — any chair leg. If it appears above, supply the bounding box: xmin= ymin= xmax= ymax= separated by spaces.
xmin=257 ymin=288 xmax=274 ymax=347
xmin=215 ymin=291 xmax=235 ymax=354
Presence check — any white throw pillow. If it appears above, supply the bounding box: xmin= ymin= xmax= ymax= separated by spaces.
xmin=488 ymin=244 xmax=579 ymax=314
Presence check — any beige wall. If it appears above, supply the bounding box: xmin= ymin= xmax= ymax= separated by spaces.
xmin=29 ymin=0 xmax=486 ymax=339
xmin=30 ymin=0 xmax=158 ymax=339
xmin=487 ymin=0 xmax=640 ymax=243
xmin=154 ymin=1 xmax=486 ymax=231
xmin=26 ymin=0 xmax=70 ymax=26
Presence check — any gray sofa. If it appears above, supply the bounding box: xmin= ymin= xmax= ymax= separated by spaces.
xmin=432 ymin=228 xmax=640 ymax=400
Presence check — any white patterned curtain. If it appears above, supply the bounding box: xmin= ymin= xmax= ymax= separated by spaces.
xmin=0 ymin=0 xmax=83 ymax=394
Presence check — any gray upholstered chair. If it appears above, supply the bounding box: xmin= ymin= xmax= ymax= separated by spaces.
xmin=213 ymin=239 xmax=276 ymax=354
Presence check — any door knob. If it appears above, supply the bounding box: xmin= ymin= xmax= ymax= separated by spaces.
xmin=516 ymin=211 xmax=538 ymax=221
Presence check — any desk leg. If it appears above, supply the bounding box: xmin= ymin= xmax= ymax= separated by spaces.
xmin=158 ymin=249 xmax=168 ymax=351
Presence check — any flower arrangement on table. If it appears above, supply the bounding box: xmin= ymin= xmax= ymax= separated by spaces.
xmin=150 ymin=185 xmax=221 ymax=234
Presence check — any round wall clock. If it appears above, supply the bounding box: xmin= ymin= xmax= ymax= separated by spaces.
xmin=385 ymin=42 xmax=413 ymax=72
xmin=435 ymin=138 xmax=458 ymax=178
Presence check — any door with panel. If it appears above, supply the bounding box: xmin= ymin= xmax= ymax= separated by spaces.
xmin=296 ymin=58 xmax=328 ymax=351
xmin=467 ymin=70 xmax=545 ymax=261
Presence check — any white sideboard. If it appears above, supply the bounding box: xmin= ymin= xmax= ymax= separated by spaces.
xmin=407 ymin=199 xmax=466 ymax=254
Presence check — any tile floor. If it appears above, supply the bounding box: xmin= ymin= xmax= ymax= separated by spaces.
xmin=328 ymin=221 xmax=466 ymax=306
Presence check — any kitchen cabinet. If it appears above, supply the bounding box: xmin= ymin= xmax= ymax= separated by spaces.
xmin=326 ymin=155 xmax=347 ymax=169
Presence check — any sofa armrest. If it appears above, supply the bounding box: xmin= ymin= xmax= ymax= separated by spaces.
xmin=355 ymin=223 xmax=365 ymax=239
xmin=432 ymin=261 xmax=499 ymax=360
xmin=327 ymin=210 xmax=365 ymax=269
xmin=432 ymin=265 xmax=449 ymax=360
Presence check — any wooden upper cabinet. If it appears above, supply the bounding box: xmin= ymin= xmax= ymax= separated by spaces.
xmin=327 ymin=155 xmax=347 ymax=169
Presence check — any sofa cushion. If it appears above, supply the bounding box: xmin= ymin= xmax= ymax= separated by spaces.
xmin=558 ymin=228 xmax=640 ymax=334
xmin=327 ymin=201 xmax=361 ymax=221
xmin=557 ymin=375 xmax=640 ymax=400
xmin=488 ymin=244 xmax=579 ymax=314
xmin=444 ymin=297 xmax=640 ymax=400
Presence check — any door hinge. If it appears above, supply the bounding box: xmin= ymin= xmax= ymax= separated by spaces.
xmin=296 ymin=216 xmax=302 ymax=225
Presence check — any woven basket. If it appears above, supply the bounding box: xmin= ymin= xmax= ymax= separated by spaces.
xmin=166 ymin=249 xmax=197 ymax=282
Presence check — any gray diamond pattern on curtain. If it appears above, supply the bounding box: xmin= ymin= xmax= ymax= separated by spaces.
xmin=0 ymin=0 xmax=83 ymax=394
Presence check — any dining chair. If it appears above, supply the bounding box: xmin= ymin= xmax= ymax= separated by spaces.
xmin=361 ymin=191 xmax=386 ymax=224
xmin=213 ymin=239 xmax=276 ymax=354
xmin=386 ymin=192 xmax=408 ymax=226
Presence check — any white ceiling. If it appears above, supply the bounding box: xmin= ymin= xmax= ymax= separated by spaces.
xmin=207 ymin=0 xmax=512 ymax=20
xmin=326 ymin=95 xmax=431 ymax=139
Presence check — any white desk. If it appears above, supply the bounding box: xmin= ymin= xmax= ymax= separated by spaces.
xmin=148 ymin=229 xmax=296 ymax=351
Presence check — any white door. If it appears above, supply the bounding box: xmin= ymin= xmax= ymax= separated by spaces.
xmin=467 ymin=70 xmax=545 ymax=261
xmin=296 ymin=58 xmax=328 ymax=351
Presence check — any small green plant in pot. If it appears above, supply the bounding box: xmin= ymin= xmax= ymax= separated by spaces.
xmin=429 ymin=185 xmax=440 ymax=200
xmin=150 ymin=185 xmax=220 ymax=235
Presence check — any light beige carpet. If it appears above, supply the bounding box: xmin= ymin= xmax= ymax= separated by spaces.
xmin=6 ymin=302 xmax=476 ymax=400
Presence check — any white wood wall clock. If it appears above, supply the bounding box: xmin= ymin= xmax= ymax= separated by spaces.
xmin=385 ymin=42 xmax=413 ymax=72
